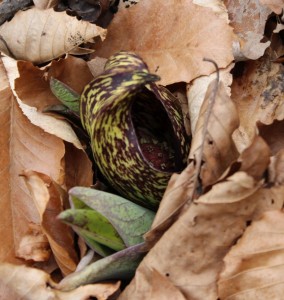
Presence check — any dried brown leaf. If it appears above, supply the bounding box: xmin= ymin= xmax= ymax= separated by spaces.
xmin=0 ymin=7 xmax=106 ymax=64
xmin=218 ymin=210 xmax=284 ymax=300
xmin=0 ymin=263 xmax=120 ymax=300
xmin=187 ymin=63 xmax=234 ymax=133
xmin=33 ymin=0 xmax=59 ymax=9
xmin=18 ymin=223 xmax=51 ymax=262
xmin=120 ymin=183 xmax=259 ymax=299
xmin=193 ymin=0 xmax=229 ymax=21
xmin=94 ymin=0 xmax=234 ymax=85
xmin=189 ymin=81 xmax=239 ymax=187
xmin=225 ymin=0 xmax=271 ymax=60
xmin=258 ymin=120 xmax=284 ymax=155
xmin=23 ymin=171 xmax=78 ymax=275
xmin=0 ymin=57 xmax=65 ymax=263
xmin=232 ymin=54 xmax=284 ymax=151
xmin=260 ymin=0 xmax=284 ymax=14
xmin=144 ymin=163 xmax=195 ymax=246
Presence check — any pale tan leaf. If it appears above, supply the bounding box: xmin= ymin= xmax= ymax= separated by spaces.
xmin=193 ymin=0 xmax=229 ymax=21
xmin=144 ymin=162 xmax=195 ymax=246
xmin=187 ymin=63 xmax=234 ymax=133
xmin=0 ymin=263 xmax=120 ymax=300
xmin=18 ymin=223 xmax=51 ymax=262
xmin=231 ymin=53 xmax=284 ymax=152
xmin=120 ymin=182 xmax=263 ymax=300
xmin=87 ymin=57 xmax=107 ymax=78
xmin=225 ymin=0 xmax=271 ymax=60
xmin=33 ymin=0 xmax=59 ymax=9
xmin=260 ymin=0 xmax=284 ymax=14
xmin=23 ymin=171 xmax=78 ymax=275
xmin=4 ymin=57 xmax=84 ymax=149
xmin=218 ymin=210 xmax=284 ymax=300
xmin=0 ymin=57 xmax=65 ymax=263
xmin=94 ymin=0 xmax=234 ymax=85
xmin=0 ymin=7 xmax=106 ymax=64
xmin=189 ymin=82 xmax=239 ymax=186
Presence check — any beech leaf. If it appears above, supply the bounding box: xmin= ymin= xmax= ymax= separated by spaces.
xmin=0 ymin=263 xmax=120 ymax=300
xmin=218 ymin=210 xmax=284 ymax=300
xmin=94 ymin=0 xmax=234 ymax=85
xmin=0 ymin=7 xmax=106 ymax=64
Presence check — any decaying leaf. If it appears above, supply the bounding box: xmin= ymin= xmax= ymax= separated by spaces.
xmin=0 ymin=263 xmax=120 ymax=300
xmin=187 ymin=63 xmax=234 ymax=133
xmin=218 ymin=210 xmax=284 ymax=300
xmin=231 ymin=53 xmax=284 ymax=152
xmin=225 ymin=0 xmax=271 ymax=60
xmin=189 ymin=81 xmax=239 ymax=187
xmin=260 ymin=0 xmax=284 ymax=14
xmin=0 ymin=7 xmax=106 ymax=64
xmin=22 ymin=171 xmax=78 ymax=275
xmin=94 ymin=0 xmax=234 ymax=85
xmin=0 ymin=56 xmax=65 ymax=263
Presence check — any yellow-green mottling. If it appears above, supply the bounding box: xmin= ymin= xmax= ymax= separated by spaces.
xmin=80 ymin=51 xmax=189 ymax=209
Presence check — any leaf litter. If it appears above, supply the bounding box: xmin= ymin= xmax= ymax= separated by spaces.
xmin=0 ymin=0 xmax=284 ymax=299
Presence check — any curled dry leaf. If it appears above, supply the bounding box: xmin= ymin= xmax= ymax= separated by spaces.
xmin=189 ymin=81 xmax=239 ymax=187
xmin=94 ymin=0 xmax=234 ymax=85
xmin=218 ymin=210 xmax=284 ymax=300
xmin=231 ymin=53 xmax=284 ymax=152
xmin=120 ymin=130 xmax=280 ymax=300
xmin=0 ymin=57 xmax=65 ymax=263
xmin=193 ymin=0 xmax=229 ymax=22
xmin=0 ymin=7 xmax=106 ymax=64
xmin=4 ymin=57 xmax=92 ymax=149
xmin=187 ymin=63 xmax=234 ymax=133
xmin=225 ymin=0 xmax=271 ymax=60
xmin=0 ymin=263 xmax=120 ymax=300
xmin=22 ymin=171 xmax=78 ymax=275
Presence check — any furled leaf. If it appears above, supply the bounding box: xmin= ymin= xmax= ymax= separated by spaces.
xmin=59 ymin=243 xmax=145 ymax=291
xmin=0 ymin=263 xmax=120 ymax=300
xmin=119 ymin=135 xmax=277 ymax=300
xmin=0 ymin=7 xmax=106 ymax=64
xmin=218 ymin=210 xmax=284 ymax=300
xmin=0 ymin=56 xmax=65 ymax=264
xmin=94 ymin=0 xmax=234 ymax=85
xmin=69 ymin=188 xmax=155 ymax=247
xmin=50 ymin=78 xmax=80 ymax=113
xmin=22 ymin=171 xmax=78 ymax=275
xmin=189 ymin=81 xmax=239 ymax=187
xmin=59 ymin=209 xmax=125 ymax=252
xmin=33 ymin=0 xmax=59 ymax=9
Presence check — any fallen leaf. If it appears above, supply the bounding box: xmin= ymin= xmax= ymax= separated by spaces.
xmin=4 ymin=56 xmax=83 ymax=149
xmin=225 ymin=0 xmax=271 ymax=60
xmin=269 ymin=149 xmax=284 ymax=185
xmin=18 ymin=223 xmax=51 ymax=262
xmin=231 ymin=53 xmax=284 ymax=151
xmin=258 ymin=120 xmax=284 ymax=155
xmin=218 ymin=210 xmax=284 ymax=300
xmin=187 ymin=63 xmax=234 ymax=133
xmin=94 ymin=0 xmax=234 ymax=85
xmin=0 ymin=7 xmax=106 ymax=64
xmin=23 ymin=171 xmax=78 ymax=275
xmin=193 ymin=0 xmax=229 ymax=21
xmin=0 ymin=57 xmax=65 ymax=263
xmin=0 ymin=263 xmax=120 ymax=300
xmin=260 ymin=0 xmax=284 ymax=14
xmin=33 ymin=0 xmax=59 ymax=9
xmin=189 ymin=81 xmax=239 ymax=186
